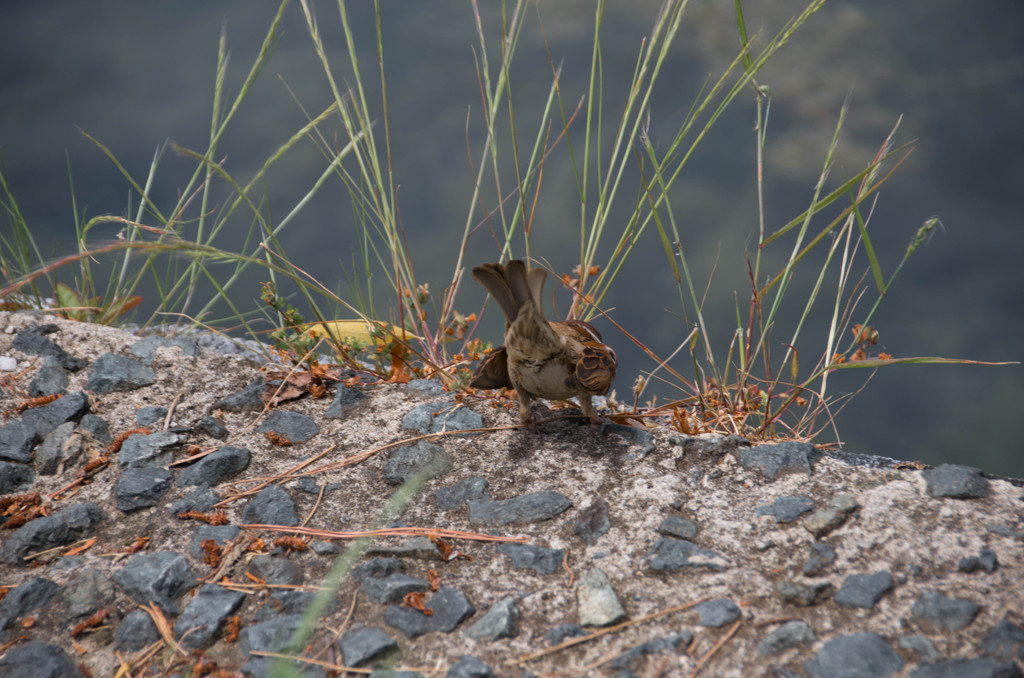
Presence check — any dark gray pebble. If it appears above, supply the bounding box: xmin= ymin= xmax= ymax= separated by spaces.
xmin=694 ymin=598 xmax=741 ymax=626
xmin=115 ymin=608 xmax=161 ymax=651
xmin=28 ymin=356 xmax=69 ymax=397
xmin=337 ymin=626 xmax=399 ymax=667
xmin=325 ymin=384 xmax=366 ymax=419
xmin=177 ymin=445 xmax=251 ymax=487
xmin=466 ymin=596 xmax=520 ymax=641
xmin=910 ymin=590 xmax=982 ymax=631
xmin=803 ymin=542 xmax=836 ymax=576
xmin=958 ymin=548 xmax=999 ymax=573
xmin=242 ymin=484 xmax=299 ymax=527
xmin=13 ymin=324 xmax=86 ymax=371
xmin=0 ymin=460 xmax=35 ymax=494
xmin=384 ymin=586 xmax=474 ymax=639
xmin=834 ymin=571 xmax=893 ymax=609
xmin=385 ymin=441 xmax=452 ymax=486
xmin=908 ymin=657 xmax=1022 ymax=678
xmin=214 ymin=379 xmax=265 ymax=413
xmin=606 ymin=632 xmax=692 ymax=671
xmin=468 ymin=490 xmax=572 ymax=526
xmin=0 ymin=577 xmax=59 ymax=628
xmin=34 ymin=422 xmax=82 ymax=475
xmin=115 ymin=466 xmax=173 ymax=511
xmin=403 ymin=400 xmax=482 ymax=435
xmin=128 ymin=335 xmax=200 ymax=363
xmin=435 ymin=476 xmax=490 ymax=510
xmin=645 ymin=538 xmax=729 ymax=572
xmin=86 ymin=353 xmax=155 ymax=393
xmin=0 ymin=640 xmax=79 ymax=678
xmin=188 ymin=524 xmax=241 ymax=560
xmin=114 ymin=551 xmax=197 ymax=615
xmin=361 ymin=573 xmax=430 ymax=605
xmin=922 ymin=464 xmax=990 ymax=499
xmin=657 ymin=515 xmax=698 ymax=540
xmin=21 ymin=391 xmax=88 ymax=438
xmin=118 ymin=430 xmax=185 ymax=470
xmin=776 ymin=580 xmax=833 ymax=607
xmin=804 ymin=632 xmax=903 ymax=678
xmin=981 ymin=619 xmax=1024 ymax=661
xmin=546 ymin=623 xmax=588 ymax=645
xmin=1 ymin=502 xmax=103 ymax=566
xmin=173 ymin=583 xmax=246 ymax=649
xmin=248 ymin=554 xmax=303 ymax=586
xmin=59 ymin=569 xmax=116 ymax=619
xmin=739 ymin=441 xmax=818 ymax=479
xmin=352 ymin=557 xmax=405 ymax=581
xmin=755 ymin=495 xmax=816 ymax=523
xmin=258 ymin=409 xmax=319 ymax=444
xmin=193 ymin=415 xmax=230 ymax=440
xmin=0 ymin=420 xmax=39 ymax=462
xmin=134 ymin=405 xmax=167 ymax=427
xmin=759 ymin=620 xmax=816 ymax=654
xmin=447 ymin=655 xmax=495 ymax=678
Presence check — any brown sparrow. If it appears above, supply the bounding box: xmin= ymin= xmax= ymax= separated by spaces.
xmin=470 ymin=260 xmax=617 ymax=425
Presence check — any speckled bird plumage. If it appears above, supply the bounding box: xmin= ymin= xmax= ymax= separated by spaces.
xmin=470 ymin=260 xmax=617 ymax=424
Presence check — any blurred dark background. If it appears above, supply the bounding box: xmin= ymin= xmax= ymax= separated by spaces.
xmin=1 ymin=1 xmax=1021 ymax=475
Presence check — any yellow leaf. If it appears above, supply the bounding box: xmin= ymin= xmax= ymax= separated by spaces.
xmin=300 ymin=320 xmax=420 ymax=348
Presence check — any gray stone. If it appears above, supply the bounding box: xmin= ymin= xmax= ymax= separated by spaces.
xmin=384 ymin=586 xmax=475 ymax=639
xmin=406 ymin=379 xmax=444 ymax=396
xmin=325 ymin=384 xmax=366 ymax=418
xmin=174 ymin=584 xmax=246 ymax=649
xmin=694 ymin=598 xmax=741 ymax=627
xmin=34 ymin=422 xmax=83 ymax=475
xmin=193 ymin=415 xmax=230 ymax=440
xmin=657 ymin=515 xmax=698 ymax=540
xmin=28 ymin=356 xmax=69 ymax=396
xmin=922 ymin=464 xmax=990 ymax=499
xmin=177 ymin=445 xmax=251 ymax=487
xmin=171 ymin=486 xmax=218 ymax=515
xmin=755 ymin=495 xmax=816 ymax=523
xmin=79 ymin=414 xmax=111 ymax=443
xmin=981 ymin=619 xmax=1024 ymax=661
xmin=0 ymin=577 xmax=59 ymax=628
xmin=254 ymin=589 xmax=330 ymax=620
xmin=59 ymin=569 xmax=116 ymax=619
xmin=258 ymin=409 xmax=319 ymax=444
xmin=803 ymin=494 xmax=860 ymax=538
xmin=776 ymin=580 xmax=833 ymax=606
xmin=248 ymin=554 xmax=303 ymax=586
xmin=435 ymin=476 xmax=489 ymax=510
xmin=898 ymin=635 xmax=940 ymax=662
xmin=606 ymin=632 xmax=692 ymax=670
xmin=447 ymin=655 xmax=495 ymax=678
xmin=13 ymin=324 xmax=86 ymax=371
xmin=573 ymin=496 xmax=610 ymax=545
xmin=468 ymin=490 xmax=572 ymax=526
xmin=804 ymin=633 xmax=903 ymax=678
xmin=86 ymin=353 xmax=155 ymax=393
xmin=115 ymin=466 xmax=173 ymax=511
xmin=402 ymin=400 xmax=483 ymax=435
xmin=115 ymin=608 xmax=160 ymax=651
xmin=0 ymin=460 xmax=34 ymax=494
xmin=576 ymin=568 xmax=627 ymax=627
xmin=759 ymin=620 xmax=816 ymax=654
xmin=118 ymin=430 xmax=185 ymax=469
xmin=385 ymin=441 xmax=452 ymax=486
xmin=352 ymin=557 xmax=405 ymax=581
xmin=910 ymin=590 xmax=982 ymax=631
xmin=739 ymin=441 xmax=818 ymax=478
xmin=114 ymin=551 xmax=197 ymax=614
xmin=546 ymin=623 xmax=588 ymax=645
xmin=214 ymin=379 xmax=265 ymax=412
xmin=834 ymin=571 xmax=893 ymax=609
xmin=21 ymin=391 xmax=88 ymax=437
xmin=645 ymin=538 xmax=730 ymax=572
xmin=803 ymin=542 xmax=837 ymax=575
xmin=128 ymin=335 xmax=200 ymax=363
xmin=908 ymin=658 xmax=1023 ymax=678
xmin=1 ymin=502 xmax=103 ymax=565
xmin=239 ymin=614 xmax=318 ymax=678
xmin=188 ymin=525 xmax=241 ymax=561
xmin=0 ymin=419 xmax=38 ymax=462
xmin=959 ymin=548 xmax=999 ymax=573
xmin=242 ymin=484 xmax=299 ymax=527
xmin=466 ymin=596 xmax=520 ymax=640
xmin=0 ymin=640 xmax=79 ymax=678
xmin=135 ymin=405 xmax=167 ymax=427
xmin=338 ymin=626 xmax=399 ymax=667
xmin=497 ymin=543 xmax=567 ymax=575
xmin=603 ymin=423 xmax=656 ymax=458
xmin=361 ymin=573 xmax=430 ymax=605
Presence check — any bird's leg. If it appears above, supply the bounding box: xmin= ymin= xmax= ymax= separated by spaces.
xmin=578 ymin=394 xmax=602 ymax=426
xmin=516 ymin=390 xmax=535 ymax=426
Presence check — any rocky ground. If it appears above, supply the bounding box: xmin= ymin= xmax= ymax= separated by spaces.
xmin=0 ymin=311 xmax=1021 ymax=678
